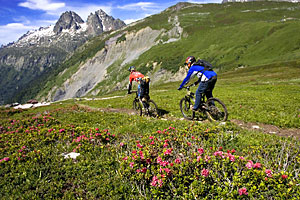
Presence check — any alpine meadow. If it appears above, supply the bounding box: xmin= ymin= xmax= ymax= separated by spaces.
xmin=0 ymin=1 xmax=300 ymax=199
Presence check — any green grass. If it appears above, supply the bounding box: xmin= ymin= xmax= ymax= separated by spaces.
xmin=80 ymin=61 xmax=300 ymax=128
xmin=25 ymin=1 xmax=300 ymax=102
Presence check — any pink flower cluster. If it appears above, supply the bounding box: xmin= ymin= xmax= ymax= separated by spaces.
xmin=238 ymin=187 xmax=248 ymax=196
xmin=282 ymin=174 xmax=288 ymax=179
xmin=18 ymin=145 xmax=26 ymax=152
xmin=157 ymin=156 xmax=173 ymax=167
xmin=174 ymin=158 xmax=181 ymax=164
xmin=213 ymin=151 xmax=235 ymax=162
xmin=164 ymin=148 xmax=172 ymax=155
xmin=198 ymin=148 xmax=204 ymax=155
xmin=201 ymin=168 xmax=209 ymax=177
xmin=73 ymin=135 xmax=89 ymax=143
xmin=246 ymin=160 xmax=261 ymax=169
xmin=0 ymin=157 xmax=10 ymax=163
xmin=160 ymin=167 xmax=171 ymax=175
xmin=151 ymin=175 xmax=163 ymax=187
xmin=265 ymin=169 xmax=273 ymax=177
xmin=136 ymin=168 xmax=147 ymax=173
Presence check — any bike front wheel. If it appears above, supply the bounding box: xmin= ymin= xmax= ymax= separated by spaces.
xmin=133 ymin=99 xmax=142 ymax=116
xmin=205 ymin=98 xmax=228 ymax=122
xmin=180 ymin=97 xmax=195 ymax=120
xmin=145 ymin=100 xmax=159 ymax=117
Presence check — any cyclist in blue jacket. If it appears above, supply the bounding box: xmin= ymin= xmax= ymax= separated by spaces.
xmin=178 ymin=56 xmax=217 ymax=111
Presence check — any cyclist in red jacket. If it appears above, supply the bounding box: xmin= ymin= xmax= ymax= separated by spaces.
xmin=128 ymin=65 xmax=144 ymax=92
xmin=127 ymin=66 xmax=150 ymax=102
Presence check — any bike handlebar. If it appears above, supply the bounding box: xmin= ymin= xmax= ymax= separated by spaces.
xmin=182 ymin=84 xmax=194 ymax=89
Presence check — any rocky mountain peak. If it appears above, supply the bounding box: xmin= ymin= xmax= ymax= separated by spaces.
xmin=53 ymin=11 xmax=84 ymax=34
xmin=86 ymin=9 xmax=126 ymax=36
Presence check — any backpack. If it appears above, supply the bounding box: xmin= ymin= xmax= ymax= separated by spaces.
xmin=194 ymin=59 xmax=214 ymax=71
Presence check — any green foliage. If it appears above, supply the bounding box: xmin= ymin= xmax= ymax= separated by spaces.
xmin=0 ymin=104 xmax=299 ymax=198
xmin=116 ymin=34 xmax=126 ymax=44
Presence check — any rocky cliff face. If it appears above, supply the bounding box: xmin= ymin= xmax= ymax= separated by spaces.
xmin=86 ymin=10 xmax=126 ymax=36
xmin=0 ymin=9 xmax=125 ymax=104
xmin=48 ymin=27 xmax=162 ymax=101
xmin=44 ymin=13 xmax=185 ymax=102
xmin=53 ymin=11 xmax=84 ymax=34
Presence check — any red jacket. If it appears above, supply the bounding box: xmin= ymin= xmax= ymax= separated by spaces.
xmin=129 ymin=71 xmax=144 ymax=84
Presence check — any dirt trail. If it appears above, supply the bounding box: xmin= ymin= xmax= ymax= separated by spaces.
xmin=77 ymin=104 xmax=300 ymax=140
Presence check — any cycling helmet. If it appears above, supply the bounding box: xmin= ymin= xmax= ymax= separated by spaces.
xmin=128 ymin=66 xmax=135 ymax=72
xmin=184 ymin=56 xmax=196 ymax=68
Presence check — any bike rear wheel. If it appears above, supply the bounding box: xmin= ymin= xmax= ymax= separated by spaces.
xmin=205 ymin=98 xmax=228 ymax=122
xmin=145 ymin=100 xmax=159 ymax=117
xmin=133 ymin=99 xmax=142 ymax=116
xmin=180 ymin=97 xmax=195 ymax=120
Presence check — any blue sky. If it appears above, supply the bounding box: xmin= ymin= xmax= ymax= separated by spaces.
xmin=0 ymin=0 xmax=221 ymax=46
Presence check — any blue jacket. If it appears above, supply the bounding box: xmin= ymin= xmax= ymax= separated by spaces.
xmin=179 ymin=64 xmax=217 ymax=88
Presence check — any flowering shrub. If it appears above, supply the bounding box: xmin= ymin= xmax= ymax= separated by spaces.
xmin=119 ymin=126 xmax=300 ymax=199
xmin=1 ymin=105 xmax=299 ymax=199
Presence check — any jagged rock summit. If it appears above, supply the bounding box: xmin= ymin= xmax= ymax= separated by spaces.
xmin=87 ymin=9 xmax=126 ymax=36
xmin=0 ymin=9 xmax=126 ymax=105
xmin=54 ymin=11 xmax=84 ymax=34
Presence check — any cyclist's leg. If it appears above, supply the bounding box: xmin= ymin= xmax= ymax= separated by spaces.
xmin=194 ymin=81 xmax=208 ymax=110
xmin=205 ymin=78 xmax=217 ymax=105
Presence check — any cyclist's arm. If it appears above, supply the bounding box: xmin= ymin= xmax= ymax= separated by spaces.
xmin=179 ymin=67 xmax=196 ymax=88
xmin=128 ymin=76 xmax=134 ymax=93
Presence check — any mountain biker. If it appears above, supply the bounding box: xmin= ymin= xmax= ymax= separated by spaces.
xmin=177 ymin=56 xmax=217 ymax=111
xmin=127 ymin=66 xmax=150 ymax=102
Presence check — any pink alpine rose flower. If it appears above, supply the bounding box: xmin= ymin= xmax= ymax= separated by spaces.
xmin=246 ymin=160 xmax=254 ymax=169
xmin=282 ymin=174 xmax=288 ymax=179
xmin=265 ymin=169 xmax=273 ymax=177
xmin=151 ymin=176 xmax=158 ymax=187
xmin=238 ymin=187 xmax=248 ymax=196
xmin=198 ymin=148 xmax=204 ymax=155
xmin=253 ymin=162 xmax=261 ymax=169
xmin=201 ymin=168 xmax=209 ymax=177
xmin=130 ymin=162 xmax=134 ymax=168
xmin=164 ymin=148 xmax=172 ymax=155
xmin=175 ymin=158 xmax=181 ymax=164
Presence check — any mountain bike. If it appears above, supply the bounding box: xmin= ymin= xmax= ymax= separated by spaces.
xmin=131 ymin=91 xmax=159 ymax=117
xmin=179 ymin=86 xmax=228 ymax=122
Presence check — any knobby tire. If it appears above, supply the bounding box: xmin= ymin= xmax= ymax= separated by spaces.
xmin=180 ymin=97 xmax=195 ymax=120
xmin=205 ymin=98 xmax=228 ymax=122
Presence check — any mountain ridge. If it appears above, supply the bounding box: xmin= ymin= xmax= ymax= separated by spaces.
xmin=2 ymin=1 xmax=300 ymax=104
xmin=0 ymin=9 xmax=125 ymax=105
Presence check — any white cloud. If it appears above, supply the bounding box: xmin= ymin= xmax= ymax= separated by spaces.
xmin=0 ymin=23 xmax=37 ymax=46
xmin=117 ymin=2 xmax=158 ymax=11
xmin=18 ymin=0 xmax=65 ymax=11
xmin=124 ymin=18 xmax=141 ymax=25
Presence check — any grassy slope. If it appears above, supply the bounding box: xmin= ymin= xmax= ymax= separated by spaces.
xmin=37 ymin=2 xmax=300 ymax=100
xmin=1 ymin=64 xmax=299 ymax=197
xmin=80 ymin=60 xmax=300 ymax=128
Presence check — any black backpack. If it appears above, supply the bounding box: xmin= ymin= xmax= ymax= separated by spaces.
xmin=194 ymin=59 xmax=214 ymax=71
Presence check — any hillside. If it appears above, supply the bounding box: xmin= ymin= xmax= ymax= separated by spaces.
xmin=0 ymin=61 xmax=299 ymax=198
xmin=0 ymin=10 xmax=125 ymax=105
xmin=31 ymin=1 xmax=300 ymax=103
